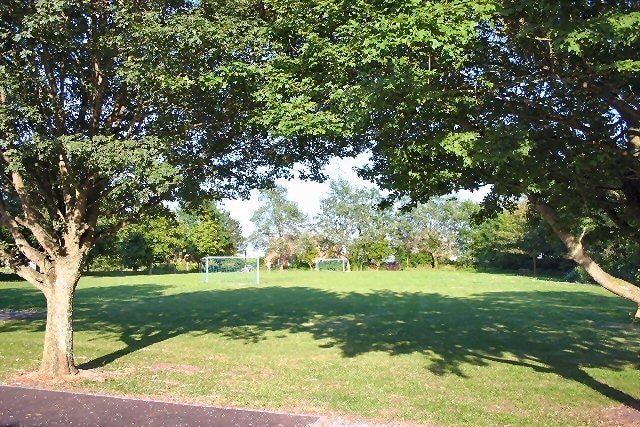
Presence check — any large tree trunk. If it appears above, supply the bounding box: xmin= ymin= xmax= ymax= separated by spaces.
xmin=40 ymin=259 xmax=83 ymax=377
xmin=0 ymin=154 xmax=98 ymax=377
xmin=529 ymin=195 xmax=640 ymax=319
xmin=41 ymin=287 xmax=77 ymax=376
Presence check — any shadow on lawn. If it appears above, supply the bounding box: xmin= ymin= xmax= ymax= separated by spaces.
xmin=1 ymin=282 xmax=639 ymax=407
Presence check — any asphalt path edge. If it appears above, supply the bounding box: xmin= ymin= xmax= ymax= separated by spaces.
xmin=0 ymin=384 xmax=322 ymax=426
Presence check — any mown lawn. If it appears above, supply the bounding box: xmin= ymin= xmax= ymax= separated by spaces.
xmin=1 ymin=270 xmax=639 ymax=426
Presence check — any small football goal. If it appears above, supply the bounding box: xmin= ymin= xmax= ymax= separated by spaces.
xmin=202 ymin=256 xmax=260 ymax=285
xmin=315 ymin=258 xmax=347 ymax=272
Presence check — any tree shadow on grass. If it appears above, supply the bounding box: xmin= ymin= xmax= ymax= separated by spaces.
xmin=2 ymin=282 xmax=639 ymax=408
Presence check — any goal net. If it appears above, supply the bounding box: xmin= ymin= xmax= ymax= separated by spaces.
xmin=202 ymin=256 xmax=260 ymax=285
xmin=315 ymin=258 xmax=347 ymax=272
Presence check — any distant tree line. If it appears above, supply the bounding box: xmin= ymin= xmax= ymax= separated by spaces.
xmin=248 ymin=180 xmax=500 ymax=272
xmin=250 ymin=181 xmax=638 ymax=282
xmin=84 ymin=179 xmax=638 ymax=282
xmin=87 ymin=202 xmax=243 ymax=273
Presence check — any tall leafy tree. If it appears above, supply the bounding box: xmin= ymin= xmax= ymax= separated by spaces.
xmin=118 ymin=212 xmax=187 ymax=272
xmin=468 ymin=203 xmax=566 ymax=274
xmin=118 ymin=228 xmax=153 ymax=272
xmin=0 ymin=0 xmax=344 ymax=377
xmin=188 ymin=202 xmax=243 ymax=259
xmin=349 ymin=233 xmax=392 ymax=271
xmin=290 ymin=232 xmax=321 ymax=269
xmin=315 ymin=178 xmax=389 ymax=268
xmin=262 ymin=0 xmax=640 ymax=317
xmin=393 ymin=198 xmax=478 ymax=269
xmin=249 ymin=185 xmax=307 ymax=268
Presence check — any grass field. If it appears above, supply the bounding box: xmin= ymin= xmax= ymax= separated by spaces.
xmin=1 ymin=270 xmax=639 ymax=426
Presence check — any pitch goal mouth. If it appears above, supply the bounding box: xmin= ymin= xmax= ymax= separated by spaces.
xmin=201 ymin=256 xmax=261 ymax=285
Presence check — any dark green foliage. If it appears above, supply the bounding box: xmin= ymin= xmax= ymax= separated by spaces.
xmin=187 ymin=202 xmax=243 ymax=259
xmin=119 ymin=231 xmax=153 ymax=271
xmin=315 ymin=259 xmax=344 ymax=271
xmin=87 ymin=204 xmax=242 ymax=272
xmin=469 ymin=203 xmax=570 ymax=273
xmin=259 ymin=0 xmax=640 ymax=291
xmin=579 ymin=239 xmax=640 ymax=284
xmin=204 ymin=257 xmax=251 ymax=273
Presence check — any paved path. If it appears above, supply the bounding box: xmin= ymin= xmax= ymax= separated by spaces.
xmin=0 ymin=385 xmax=320 ymax=426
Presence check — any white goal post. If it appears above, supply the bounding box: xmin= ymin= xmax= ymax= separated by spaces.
xmin=315 ymin=258 xmax=347 ymax=272
xmin=202 ymin=256 xmax=260 ymax=285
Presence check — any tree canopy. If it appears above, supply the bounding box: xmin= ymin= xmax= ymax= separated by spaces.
xmin=187 ymin=202 xmax=243 ymax=260
xmin=314 ymin=178 xmax=388 ymax=259
xmin=0 ymin=0 xmax=354 ymax=377
xmin=469 ymin=202 xmax=569 ymax=274
xmin=3 ymin=0 xmax=640 ymax=378
xmin=261 ymin=0 xmax=640 ymax=314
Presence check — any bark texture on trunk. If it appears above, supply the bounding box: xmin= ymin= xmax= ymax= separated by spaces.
xmin=41 ymin=287 xmax=77 ymax=376
xmin=40 ymin=261 xmax=82 ymax=377
xmin=529 ymin=195 xmax=640 ymax=319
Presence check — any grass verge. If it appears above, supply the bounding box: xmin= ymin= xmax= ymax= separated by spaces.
xmin=1 ymin=270 xmax=639 ymax=426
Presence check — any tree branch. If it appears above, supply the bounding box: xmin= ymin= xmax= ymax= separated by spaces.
xmin=57 ymin=153 xmax=75 ymax=218
xmin=528 ymin=193 xmax=640 ymax=312
xmin=0 ymin=153 xmax=61 ymax=257
xmin=0 ymin=243 xmax=48 ymax=293
xmin=0 ymin=196 xmax=48 ymax=270
xmin=30 ymin=168 xmax=66 ymax=223
xmin=607 ymin=96 xmax=640 ymax=125
xmin=39 ymin=45 xmax=66 ymax=135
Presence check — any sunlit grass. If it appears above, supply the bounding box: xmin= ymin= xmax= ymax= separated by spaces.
xmin=1 ymin=270 xmax=639 ymax=426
